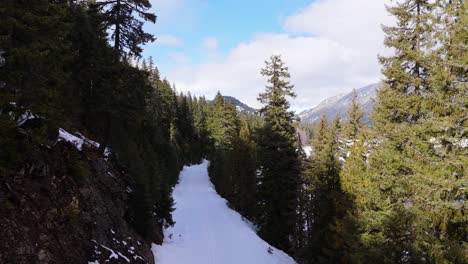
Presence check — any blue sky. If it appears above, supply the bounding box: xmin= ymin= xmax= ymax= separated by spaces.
xmin=144 ymin=0 xmax=311 ymax=69
xmin=141 ymin=0 xmax=393 ymax=111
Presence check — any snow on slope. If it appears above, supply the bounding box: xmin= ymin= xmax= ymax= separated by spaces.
xmin=299 ymin=83 xmax=379 ymax=124
xmin=152 ymin=160 xmax=297 ymax=264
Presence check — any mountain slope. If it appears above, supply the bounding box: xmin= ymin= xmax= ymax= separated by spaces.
xmin=210 ymin=96 xmax=256 ymax=113
xmin=299 ymin=83 xmax=380 ymax=124
xmin=223 ymin=96 xmax=256 ymax=113
xmin=152 ymin=160 xmax=297 ymax=264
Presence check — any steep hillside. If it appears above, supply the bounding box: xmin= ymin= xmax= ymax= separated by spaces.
xmin=298 ymin=83 xmax=380 ymax=124
xmin=0 ymin=127 xmax=160 ymax=264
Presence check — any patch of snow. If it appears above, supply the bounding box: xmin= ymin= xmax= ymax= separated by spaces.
xmin=153 ymin=160 xmax=297 ymax=264
xmin=76 ymin=131 xmax=99 ymax=148
xmin=453 ymin=138 xmax=468 ymax=149
xmin=104 ymin=147 xmax=111 ymax=158
xmin=88 ymin=261 xmax=99 ymax=264
xmin=58 ymin=128 xmax=86 ymax=150
xmin=92 ymin=240 xmax=130 ymax=263
xmin=303 ymin=145 xmax=312 ymax=158
xmin=57 ymin=128 xmax=111 ymax=156
xmin=17 ymin=111 xmax=41 ymax=126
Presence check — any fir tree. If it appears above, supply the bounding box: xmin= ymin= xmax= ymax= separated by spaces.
xmin=0 ymin=0 xmax=72 ymax=122
xmin=359 ymin=1 xmax=467 ymax=262
xmin=343 ymin=89 xmax=364 ymax=141
xmin=222 ymin=119 xmax=257 ymax=219
xmin=300 ymin=116 xmax=346 ymax=263
xmin=206 ymin=92 xmax=239 ymax=151
xmin=256 ymin=55 xmax=301 ymax=253
xmin=94 ymin=0 xmax=156 ymax=59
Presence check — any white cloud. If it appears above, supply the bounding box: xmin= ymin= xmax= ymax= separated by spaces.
xmin=157 ymin=35 xmax=183 ymax=46
xmin=151 ymin=0 xmax=185 ymax=18
xmin=202 ymin=37 xmax=219 ymax=51
xmin=165 ymin=0 xmax=394 ymax=111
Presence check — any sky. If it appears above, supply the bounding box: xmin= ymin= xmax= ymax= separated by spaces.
xmin=142 ymin=0 xmax=394 ymax=111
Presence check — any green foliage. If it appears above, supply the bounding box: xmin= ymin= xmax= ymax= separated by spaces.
xmin=0 ymin=0 xmax=203 ymax=241
xmin=343 ymin=89 xmax=363 ymax=141
xmin=348 ymin=1 xmax=468 ymax=263
xmin=0 ymin=0 xmax=72 ymax=122
xmin=1 ymin=1 xmax=466 ymax=262
xmin=255 ymin=55 xmax=301 ymax=253
xmin=206 ymin=92 xmax=240 ymax=152
xmin=221 ymin=120 xmax=257 ymax=218
xmin=94 ymin=0 xmax=156 ymax=59
xmin=298 ymin=116 xmax=350 ymax=263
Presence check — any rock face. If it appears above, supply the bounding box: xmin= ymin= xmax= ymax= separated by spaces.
xmin=298 ymin=83 xmax=380 ymax=125
xmin=0 ymin=140 xmax=161 ymax=263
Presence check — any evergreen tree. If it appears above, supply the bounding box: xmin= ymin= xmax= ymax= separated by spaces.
xmin=206 ymin=92 xmax=239 ymax=151
xmin=343 ymin=89 xmax=364 ymax=141
xmin=94 ymin=0 xmax=156 ymax=59
xmin=358 ymin=1 xmax=467 ymax=262
xmin=206 ymin=92 xmax=240 ymax=195
xmin=0 ymin=0 xmax=72 ymax=122
xmin=222 ymin=119 xmax=257 ymax=219
xmin=299 ymin=116 xmax=347 ymax=263
xmin=256 ymin=55 xmax=301 ymax=252
xmin=376 ymin=0 xmax=436 ymax=127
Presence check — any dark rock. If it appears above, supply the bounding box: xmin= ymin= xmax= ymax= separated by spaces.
xmin=0 ymin=141 xmax=156 ymax=264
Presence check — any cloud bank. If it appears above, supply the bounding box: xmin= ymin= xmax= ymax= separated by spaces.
xmin=165 ymin=0 xmax=393 ymax=111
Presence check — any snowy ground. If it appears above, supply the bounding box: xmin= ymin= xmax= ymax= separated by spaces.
xmin=152 ymin=160 xmax=297 ymax=264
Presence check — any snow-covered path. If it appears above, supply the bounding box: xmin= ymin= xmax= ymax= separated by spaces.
xmin=152 ymin=160 xmax=297 ymax=264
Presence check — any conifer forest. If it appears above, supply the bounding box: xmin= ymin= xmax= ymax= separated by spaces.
xmin=0 ymin=0 xmax=466 ymax=263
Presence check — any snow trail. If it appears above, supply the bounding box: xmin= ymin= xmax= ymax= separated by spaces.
xmin=152 ymin=160 xmax=297 ymax=264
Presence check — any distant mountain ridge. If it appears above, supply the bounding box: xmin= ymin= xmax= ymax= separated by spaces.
xmin=298 ymin=83 xmax=380 ymax=124
xmin=210 ymin=96 xmax=257 ymax=114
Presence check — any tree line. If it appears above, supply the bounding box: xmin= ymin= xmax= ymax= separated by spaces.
xmin=207 ymin=1 xmax=467 ymax=263
xmin=0 ymin=0 xmax=466 ymax=263
xmin=0 ymin=0 xmax=208 ymax=238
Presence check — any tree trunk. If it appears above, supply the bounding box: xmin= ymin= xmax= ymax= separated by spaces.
xmin=114 ymin=0 xmax=121 ymax=60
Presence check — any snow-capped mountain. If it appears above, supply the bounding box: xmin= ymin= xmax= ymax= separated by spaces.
xmin=298 ymin=83 xmax=380 ymax=124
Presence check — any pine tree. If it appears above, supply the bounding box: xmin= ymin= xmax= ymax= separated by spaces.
xmin=336 ymin=133 xmax=370 ymax=263
xmin=222 ymin=119 xmax=257 ymax=219
xmin=375 ymin=0 xmax=436 ymax=127
xmin=256 ymin=55 xmax=301 ymax=252
xmin=343 ymin=89 xmax=364 ymax=141
xmin=206 ymin=92 xmax=239 ymax=151
xmin=0 ymin=0 xmax=72 ymax=122
xmin=94 ymin=0 xmax=156 ymax=59
xmin=359 ymin=0 xmax=467 ymax=262
xmin=300 ymin=116 xmax=346 ymax=263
